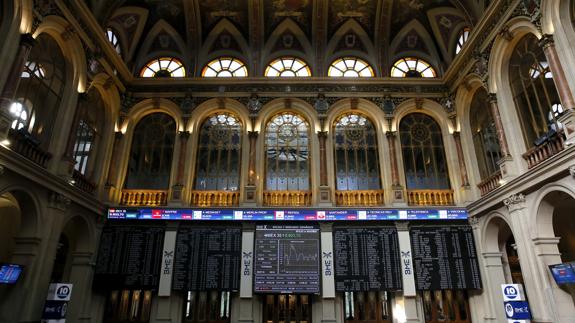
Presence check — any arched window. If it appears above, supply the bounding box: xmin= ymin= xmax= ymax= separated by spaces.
xmin=106 ymin=28 xmax=121 ymax=55
xmin=399 ymin=113 xmax=450 ymax=189
xmin=333 ymin=113 xmax=381 ymax=190
xmin=202 ymin=57 xmax=248 ymax=77
xmin=455 ymin=27 xmax=470 ymax=54
xmin=390 ymin=57 xmax=436 ymax=78
xmin=265 ymin=112 xmax=310 ymax=190
xmin=124 ymin=113 xmax=176 ymax=189
xmin=509 ymin=34 xmax=562 ymax=147
xmin=9 ymin=101 xmax=29 ymax=130
xmin=14 ymin=34 xmax=66 ymax=150
xmin=265 ymin=57 xmax=311 ymax=77
xmin=328 ymin=57 xmax=374 ymax=77
xmin=194 ymin=113 xmax=242 ymax=190
xmin=140 ymin=57 xmax=186 ymax=78
xmin=470 ymin=89 xmax=502 ymax=180
xmin=71 ymin=89 xmax=105 ymax=177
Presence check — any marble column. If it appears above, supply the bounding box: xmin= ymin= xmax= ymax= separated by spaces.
xmin=104 ymin=132 xmax=124 ymax=202
xmin=386 ymin=131 xmax=400 ymax=187
xmin=540 ymin=34 xmax=575 ymax=146
xmin=487 ymin=94 xmax=510 ymax=158
xmin=318 ymin=131 xmax=328 ymax=186
xmin=66 ymin=251 xmax=97 ymax=322
xmin=452 ymin=132 xmax=470 ymax=186
xmin=0 ymin=34 xmax=35 ymax=141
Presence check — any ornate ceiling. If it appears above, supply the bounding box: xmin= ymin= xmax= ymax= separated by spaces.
xmin=86 ymin=0 xmax=491 ymax=77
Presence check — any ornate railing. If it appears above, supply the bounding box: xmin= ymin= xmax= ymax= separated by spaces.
xmin=120 ymin=189 xmax=168 ymax=206
xmin=477 ymin=171 xmax=502 ymax=196
xmin=263 ymin=191 xmax=312 ymax=206
xmin=72 ymin=170 xmax=96 ymax=194
xmin=8 ymin=129 xmax=51 ymax=168
xmin=335 ymin=190 xmax=385 ymax=206
xmin=523 ymin=134 xmax=565 ymax=169
xmin=190 ymin=190 xmax=240 ymax=207
xmin=407 ymin=189 xmax=455 ymax=206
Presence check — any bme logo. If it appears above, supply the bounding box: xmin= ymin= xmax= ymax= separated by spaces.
xmin=401 ymin=251 xmax=412 ymax=275
xmin=323 ymin=252 xmax=333 ymax=276
xmin=163 ymin=251 xmax=173 ymax=274
xmin=243 ymin=252 xmax=252 ymax=276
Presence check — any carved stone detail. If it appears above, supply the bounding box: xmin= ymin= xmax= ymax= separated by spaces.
xmin=569 ymin=165 xmax=575 ymax=178
xmin=468 ymin=216 xmax=480 ymax=227
xmin=503 ymin=193 xmax=526 ymax=212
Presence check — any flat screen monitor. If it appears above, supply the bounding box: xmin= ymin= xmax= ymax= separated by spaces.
xmin=549 ymin=263 xmax=575 ymax=285
xmin=0 ymin=264 xmax=23 ymax=284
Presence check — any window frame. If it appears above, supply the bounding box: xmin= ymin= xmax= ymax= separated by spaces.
xmin=140 ymin=57 xmax=186 ymax=78
xmin=390 ymin=57 xmax=436 ymax=78
xmin=264 ymin=57 xmax=311 ymax=77
xmin=201 ymin=57 xmax=248 ymax=78
xmin=328 ymin=57 xmax=375 ymax=78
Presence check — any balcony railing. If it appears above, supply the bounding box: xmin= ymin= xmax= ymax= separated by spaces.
xmin=263 ymin=191 xmax=312 ymax=206
xmin=72 ymin=169 xmax=96 ymax=194
xmin=335 ymin=190 xmax=385 ymax=206
xmin=190 ymin=190 xmax=240 ymax=207
xmin=477 ymin=171 xmax=502 ymax=196
xmin=120 ymin=189 xmax=168 ymax=206
xmin=523 ymin=133 xmax=565 ymax=169
xmin=407 ymin=189 xmax=454 ymax=206
xmin=8 ymin=129 xmax=51 ymax=168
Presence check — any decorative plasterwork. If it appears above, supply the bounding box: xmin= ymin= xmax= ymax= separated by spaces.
xmin=503 ymin=193 xmax=526 ymax=212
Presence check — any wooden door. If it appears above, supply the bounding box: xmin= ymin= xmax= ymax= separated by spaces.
xmin=422 ymin=290 xmax=471 ymax=323
xmin=344 ymin=291 xmax=393 ymax=323
xmin=263 ymin=294 xmax=311 ymax=323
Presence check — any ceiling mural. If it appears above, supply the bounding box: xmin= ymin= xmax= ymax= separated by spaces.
xmin=264 ymin=0 xmax=314 ymax=40
xmin=327 ymin=0 xmax=378 ymax=40
xmin=94 ymin=0 xmax=484 ymax=76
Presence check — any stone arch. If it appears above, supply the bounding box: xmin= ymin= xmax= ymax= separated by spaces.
xmin=0 ymin=188 xmax=40 ymax=261
xmin=199 ymin=19 xmax=251 ymax=76
xmin=324 ymin=19 xmax=377 ymax=77
xmin=533 ymin=184 xmax=575 ymax=239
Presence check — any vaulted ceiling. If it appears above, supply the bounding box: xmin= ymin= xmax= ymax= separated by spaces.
xmin=86 ymin=0 xmax=491 ymax=77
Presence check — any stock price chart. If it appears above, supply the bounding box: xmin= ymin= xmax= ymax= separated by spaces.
xmin=254 ymin=225 xmax=320 ymax=294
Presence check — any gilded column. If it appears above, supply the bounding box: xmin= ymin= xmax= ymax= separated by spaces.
xmin=452 ymin=131 xmax=470 ymax=186
xmin=487 ymin=94 xmax=511 ymax=157
xmin=318 ymin=131 xmax=328 ymax=186
xmin=0 ymin=34 xmax=35 ymax=140
xmin=247 ymin=131 xmax=258 ymax=186
xmin=386 ymin=131 xmax=400 ymax=186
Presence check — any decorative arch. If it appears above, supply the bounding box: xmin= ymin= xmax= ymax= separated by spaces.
xmin=390 ymin=19 xmax=441 ymax=76
xmin=262 ymin=19 xmax=314 ymax=75
xmin=0 ymin=187 xmax=41 ymax=240
xmin=427 ymin=7 xmax=469 ymax=61
xmin=324 ymin=19 xmax=377 ymax=77
xmin=533 ymin=184 xmax=575 ymax=238
xmin=34 ymin=15 xmax=87 ymax=93
xmin=134 ymin=20 xmax=189 ymax=77
xmin=199 ymin=19 xmax=250 ymax=75
xmin=106 ymin=6 xmax=149 ymax=63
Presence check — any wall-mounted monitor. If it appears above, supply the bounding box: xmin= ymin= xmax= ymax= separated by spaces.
xmin=549 ymin=263 xmax=575 ymax=285
xmin=0 ymin=264 xmax=23 ymax=284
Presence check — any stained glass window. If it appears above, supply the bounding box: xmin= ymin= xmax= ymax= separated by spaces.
xmin=265 ymin=112 xmax=310 ymax=190
xmin=124 ymin=113 xmax=176 ymax=189
xmin=333 ymin=113 xmax=381 ymax=190
xmin=328 ymin=57 xmax=374 ymax=77
xmin=400 ymin=113 xmax=450 ymax=189
xmin=265 ymin=57 xmax=311 ymax=77
xmin=391 ymin=58 xmax=436 ymax=78
xmin=202 ymin=57 xmax=247 ymax=77
xmin=140 ymin=57 xmax=186 ymax=78
xmin=194 ymin=113 xmax=242 ymax=190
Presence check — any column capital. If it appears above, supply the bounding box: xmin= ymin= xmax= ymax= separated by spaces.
xmin=503 ymin=193 xmax=526 ymax=212
xmin=570 ymin=165 xmax=575 ymax=178
xmin=452 ymin=131 xmax=461 ymax=138
xmin=386 ymin=130 xmax=397 ymax=138
xmin=317 ymin=130 xmax=328 ymax=138
xmin=487 ymin=93 xmax=498 ymax=103
xmin=539 ymin=34 xmax=555 ymax=49
xmin=248 ymin=130 xmax=259 ymax=138
xmin=114 ymin=131 xmax=123 ymax=140
xmin=468 ymin=216 xmax=480 ymax=227
xmin=0 ymin=164 xmax=5 ymax=176
xmin=178 ymin=130 xmax=190 ymax=139
xmin=394 ymin=221 xmax=409 ymax=231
